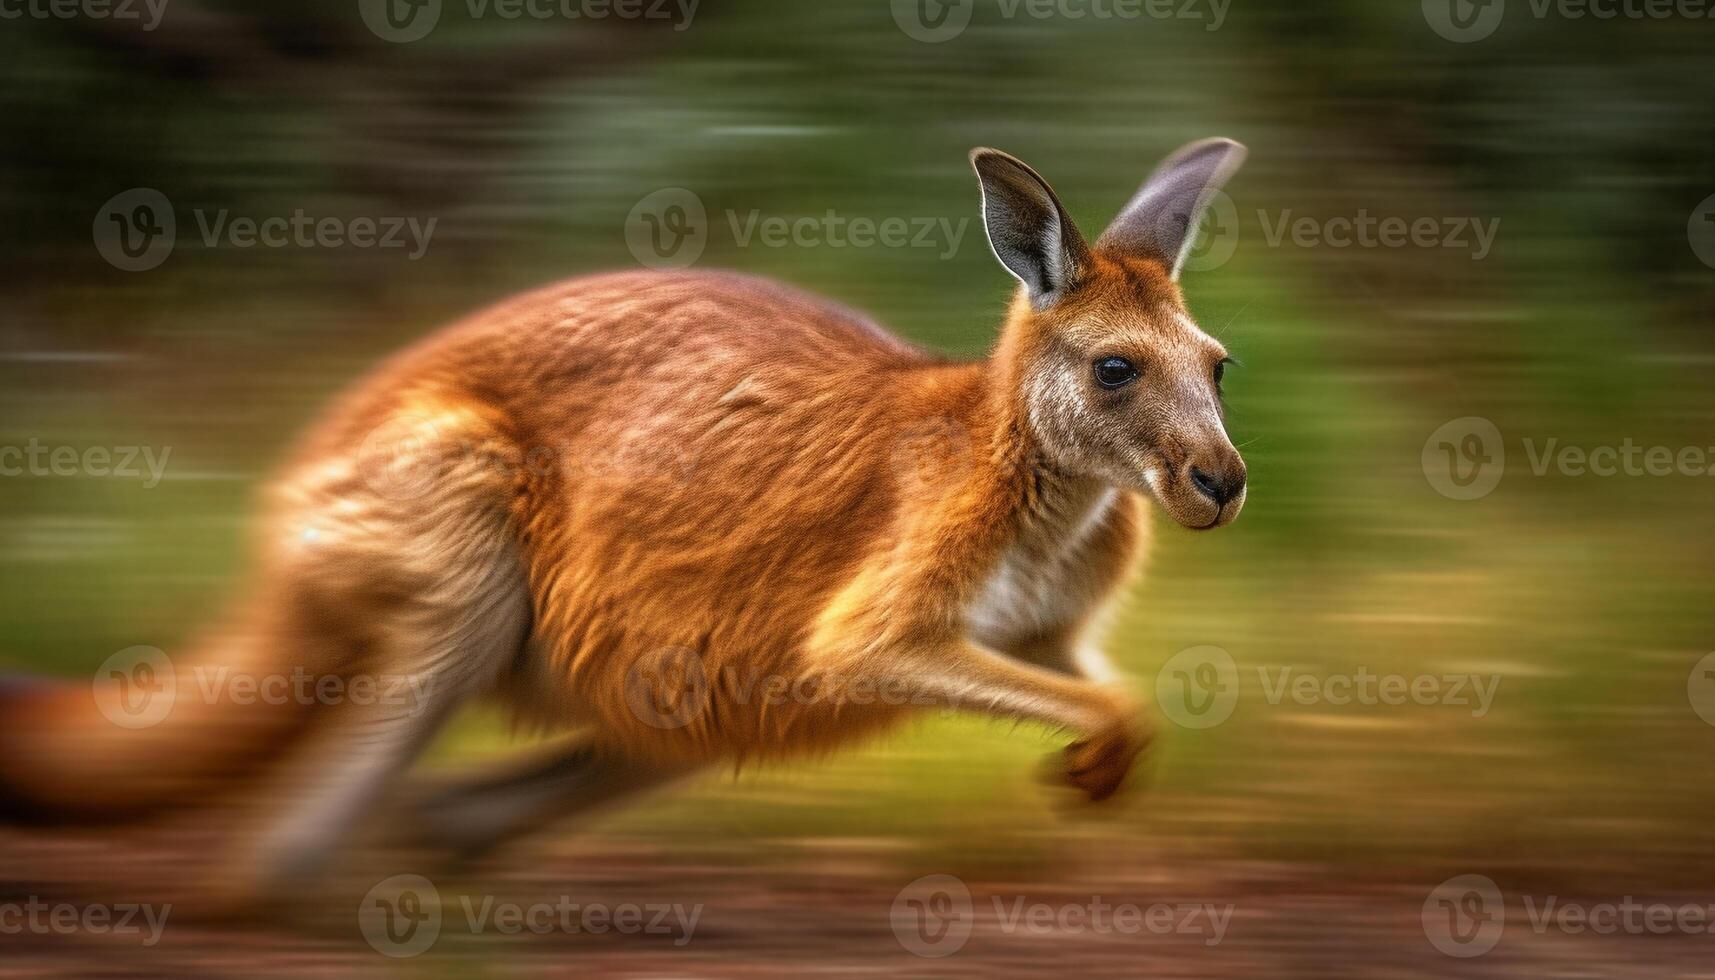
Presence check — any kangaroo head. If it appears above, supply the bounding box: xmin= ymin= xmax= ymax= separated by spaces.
xmin=972 ymin=139 xmax=1248 ymax=530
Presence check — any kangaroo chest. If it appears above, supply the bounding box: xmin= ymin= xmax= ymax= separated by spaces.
xmin=964 ymin=485 xmax=1118 ymax=650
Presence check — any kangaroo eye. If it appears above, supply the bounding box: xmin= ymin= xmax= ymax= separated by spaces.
xmin=1093 ymin=357 xmax=1140 ymax=390
xmin=1213 ymin=358 xmax=1231 ymax=386
xmin=1094 ymin=357 xmax=1140 ymax=389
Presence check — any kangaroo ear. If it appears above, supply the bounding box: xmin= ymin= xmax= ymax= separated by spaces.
xmin=970 ymin=148 xmax=1092 ymax=307
xmin=1098 ymin=138 xmax=1246 ymax=280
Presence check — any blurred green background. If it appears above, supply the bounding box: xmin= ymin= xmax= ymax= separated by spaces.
xmin=3 ymin=0 xmax=1714 ymax=896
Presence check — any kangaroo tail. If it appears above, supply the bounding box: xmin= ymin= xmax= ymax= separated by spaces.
xmin=0 ymin=636 xmax=315 ymax=825
xmin=0 ymin=675 xmax=62 ymax=824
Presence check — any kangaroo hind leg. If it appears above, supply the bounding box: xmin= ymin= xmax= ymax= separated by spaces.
xmin=222 ymin=403 xmax=534 ymax=898
xmin=408 ymin=736 xmax=695 ymax=862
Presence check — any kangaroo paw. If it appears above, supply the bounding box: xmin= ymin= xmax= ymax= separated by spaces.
xmin=1054 ymin=717 xmax=1152 ymax=803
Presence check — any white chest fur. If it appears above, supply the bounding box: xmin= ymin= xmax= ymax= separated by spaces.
xmin=964 ymin=484 xmax=1119 ymax=652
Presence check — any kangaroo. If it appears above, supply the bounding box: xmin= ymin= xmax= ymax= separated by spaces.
xmin=0 ymin=139 xmax=1248 ymax=893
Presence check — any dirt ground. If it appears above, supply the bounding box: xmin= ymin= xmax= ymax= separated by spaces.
xmin=4 ymin=827 xmax=1714 ymax=979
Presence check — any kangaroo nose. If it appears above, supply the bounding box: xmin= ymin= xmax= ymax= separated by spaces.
xmin=1190 ymin=465 xmax=1246 ymax=506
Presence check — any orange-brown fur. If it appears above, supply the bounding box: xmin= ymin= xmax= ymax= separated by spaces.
xmin=0 ymin=142 xmax=1249 ymax=891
